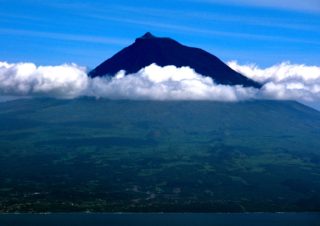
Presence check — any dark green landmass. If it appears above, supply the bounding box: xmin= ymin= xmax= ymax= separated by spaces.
xmin=0 ymin=98 xmax=320 ymax=212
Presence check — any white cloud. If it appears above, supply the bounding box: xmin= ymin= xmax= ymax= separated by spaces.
xmin=1 ymin=61 xmax=257 ymax=101
xmin=0 ymin=28 xmax=130 ymax=46
xmin=193 ymin=0 xmax=320 ymax=13
xmin=0 ymin=61 xmax=88 ymax=98
xmin=88 ymin=64 xmax=257 ymax=101
xmin=1 ymin=61 xmax=320 ymax=109
xmin=228 ymin=61 xmax=320 ymax=102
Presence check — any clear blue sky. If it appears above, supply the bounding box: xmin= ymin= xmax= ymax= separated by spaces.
xmin=1 ymin=0 xmax=319 ymax=68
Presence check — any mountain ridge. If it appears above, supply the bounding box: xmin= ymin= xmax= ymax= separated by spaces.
xmin=89 ymin=32 xmax=261 ymax=88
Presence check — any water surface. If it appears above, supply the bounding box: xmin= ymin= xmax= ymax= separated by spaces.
xmin=0 ymin=213 xmax=319 ymax=226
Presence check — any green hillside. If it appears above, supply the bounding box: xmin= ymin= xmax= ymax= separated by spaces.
xmin=0 ymin=98 xmax=320 ymax=212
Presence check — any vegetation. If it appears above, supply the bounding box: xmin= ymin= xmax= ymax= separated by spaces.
xmin=0 ymin=98 xmax=320 ymax=212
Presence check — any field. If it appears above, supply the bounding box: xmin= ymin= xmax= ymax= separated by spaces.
xmin=0 ymin=98 xmax=320 ymax=212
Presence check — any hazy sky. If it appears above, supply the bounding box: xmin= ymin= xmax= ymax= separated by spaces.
xmin=1 ymin=0 xmax=319 ymax=68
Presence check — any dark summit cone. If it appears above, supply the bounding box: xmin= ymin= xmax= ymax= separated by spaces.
xmin=89 ymin=32 xmax=261 ymax=88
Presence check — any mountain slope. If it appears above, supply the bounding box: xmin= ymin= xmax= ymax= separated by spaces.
xmin=89 ymin=33 xmax=261 ymax=88
xmin=0 ymin=98 xmax=320 ymax=212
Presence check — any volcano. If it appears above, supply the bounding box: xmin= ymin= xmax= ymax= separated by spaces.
xmin=89 ymin=32 xmax=261 ymax=88
xmin=1 ymin=98 xmax=320 ymax=212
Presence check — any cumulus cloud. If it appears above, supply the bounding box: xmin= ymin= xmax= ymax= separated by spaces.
xmin=228 ymin=61 xmax=320 ymax=102
xmin=0 ymin=61 xmax=257 ymax=101
xmin=1 ymin=60 xmax=320 ymax=108
xmin=88 ymin=64 xmax=257 ymax=101
xmin=0 ymin=61 xmax=88 ymax=98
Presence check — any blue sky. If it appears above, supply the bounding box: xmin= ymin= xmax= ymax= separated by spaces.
xmin=1 ymin=0 xmax=319 ymax=68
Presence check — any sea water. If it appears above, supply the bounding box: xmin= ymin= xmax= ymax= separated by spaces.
xmin=0 ymin=213 xmax=319 ymax=226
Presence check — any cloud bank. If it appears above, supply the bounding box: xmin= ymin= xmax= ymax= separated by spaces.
xmin=0 ymin=61 xmax=88 ymax=98
xmin=1 ymin=60 xmax=320 ymax=107
xmin=89 ymin=64 xmax=257 ymax=101
xmin=228 ymin=61 xmax=320 ymax=102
